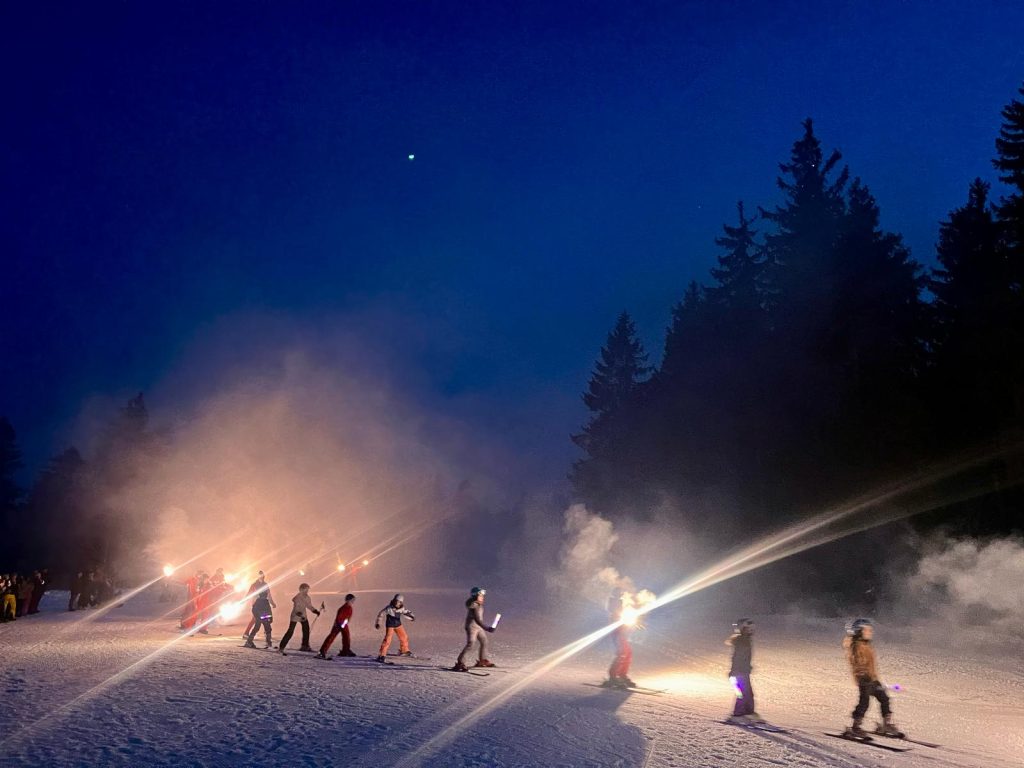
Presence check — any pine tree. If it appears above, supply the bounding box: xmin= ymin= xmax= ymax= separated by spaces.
xmin=708 ymin=201 xmax=765 ymax=320
xmin=994 ymin=82 xmax=1024 ymax=283
xmin=25 ymin=448 xmax=90 ymax=569
xmin=0 ymin=417 xmax=22 ymax=512
xmin=929 ymin=179 xmax=1018 ymax=439
xmin=661 ymin=281 xmax=707 ymax=378
xmin=571 ymin=312 xmax=650 ymax=500
xmin=0 ymin=418 xmax=24 ymax=565
xmin=761 ymin=118 xmax=849 ymax=327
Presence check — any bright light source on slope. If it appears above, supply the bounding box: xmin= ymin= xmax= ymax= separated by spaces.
xmin=362 ymin=559 xmax=370 ymax=566
xmin=219 ymin=602 xmax=243 ymax=621
xmin=337 ymin=564 xmax=346 ymax=572
xmin=621 ymin=607 xmax=639 ymax=627
xmin=162 ymin=565 xmax=174 ymax=577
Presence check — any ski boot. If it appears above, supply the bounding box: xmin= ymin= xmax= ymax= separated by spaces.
xmin=452 ymin=662 xmax=470 ymax=672
xmin=315 ymin=651 xmax=331 ymax=660
xmin=474 ymin=659 xmax=496 ymax=668
xmin=398 ymin=651 xmax=414 ymax=657
xmin=843 ymin=718 xmax=869 ymax=740
xmin=875 ymin=715 xmax=905 ymax=739
xmin=197 ymin=627 xmax=209 ymax=635
xmin=338 ymin=649 xmax=357 ymax=657
xmin=299 ymin=645 xmax=313 ymax=652
xmin=243 ymin=638 xmax=257 ymax=649
xmin=747 ymin=712 xmax=766 ymax=724
xmin=376 ymin=655 xmax=388 ymax=663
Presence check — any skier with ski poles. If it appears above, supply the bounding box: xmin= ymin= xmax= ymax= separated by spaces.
xmin=725 ymin=618 xmax=763 ymax=723
xmin=277 ymin=582 xmax=321 ymax=655
xmin=452 ymin=586 xmax=496 ymax=672
xmin=316 ymin=593 xmax=357 ymax=659
xmin=843 ymin=618 xmax=904 ymax=739
xmin=242 ymin=571 xmax=267 ymax=639
xmin=375 ymin=593 xmax=415 ymax=662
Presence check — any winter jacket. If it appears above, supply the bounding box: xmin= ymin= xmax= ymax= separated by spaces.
xmin=844 ymin=636 xmax=879 ymax=682
xmin=727 ymin=632 xmax=753 ymax=677
xmin=253 ymin=593 xmax=273 ymax=620
xmin=289 ymin=592 xmax=319 ymax=623
xmin=333 ymin=602 xmax=354 ymax=628
xmin=250 ymin=582 xmax=275 ymax=609
xmin=377 ymin=602 xmax=414 ymax=628
xmin=464 ymin=598 xmax=490 ymax=632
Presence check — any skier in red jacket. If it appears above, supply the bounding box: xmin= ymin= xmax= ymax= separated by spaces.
xmin=316 ymin=593 xmax=357 ymax=659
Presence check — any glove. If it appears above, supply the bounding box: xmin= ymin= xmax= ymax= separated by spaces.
xmin=408 ymin=614 xmax=415 ymax=621
xmin=313 ymin=609 xmax=321 ymax=616
xmin=375 ymin=623 xmax=380 ymax=630
xmin=486 ymin=627 xmax=495 ymax=633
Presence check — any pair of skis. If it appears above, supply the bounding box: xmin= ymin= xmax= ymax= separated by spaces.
xmin=582 ymin=682 xmax=666 ymax=696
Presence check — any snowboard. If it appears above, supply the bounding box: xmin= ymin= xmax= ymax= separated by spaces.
xmin=824 ymin=732 xmax=911 ymax=752
xmin=721 ymin=719 xmax=788 ymax=733
xmin=582 ymin=683 xmax=666 ymax=695
xmin=439 ymin=666 xmax=490 ymax=677
xmin=874 ymin=724 xmax=939 ymax=748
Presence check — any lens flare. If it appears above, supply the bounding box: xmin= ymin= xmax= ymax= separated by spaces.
xmin=162 ymin=565 xmax=174 ymax=577
xmin=219 ymin=602 xmax=243 ymax=621
xmin=337 ymin=563 xmax=346 ymax=572
xmin=621 ymin=606 xmax=639 ymax=627
xmin=362 ymin=559 xmax=370 ymax=566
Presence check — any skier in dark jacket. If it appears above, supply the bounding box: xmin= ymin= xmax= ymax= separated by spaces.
xmin=453 ymin=587 xmax=496 ymax=672
xmin=317 ymin=594 xmax=357 ymax=659
xmin=726 ymin=618 xmax=762 ymax=723
xmin=243 ymin=577 xmax=276 ymax=649
xmin=28 ymin=569 xmax=48 ymax=614
xmin=68 ymin=571 xmax=84 ymax=611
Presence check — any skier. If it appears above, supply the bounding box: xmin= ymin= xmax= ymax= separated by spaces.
xmin=452 ymin=586 xmax=496 ymax=672
xmin=28 ymin=569 xmax=48 ymax=614
xmin=843 ymin=618 xmax=904 ymax=739
xmin=277 ymin=582 xmax=321 ymax=655
xmin=602 ymin=588 xmax=636 ymax=689
xmin=317 ymin=593 xmax=357 ymax=659
xmin=243 ymin=575 xmax=276 ymax=649
xmin=725 ymin=618 xmax=763 ymax=723
xmin=179 ymin=569 xmax=201 ymax=630
xmin=68 ymin=570 xmax=84 ymax=611
xmin=242 ymin=571 xmax=266 ymax=639
xmin=375 ymin=593 xmax=415 ymax=662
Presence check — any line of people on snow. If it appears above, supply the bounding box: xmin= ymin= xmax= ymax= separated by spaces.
xmin=68 ymin=568 xmax=117 ymax=611
xmin=0 ymin=570 xmax=49 ymax=621
xmin=604 ymin=589 xmax=903 ymax=740
xmin=234 ymin=574 xmax=497 ymax=670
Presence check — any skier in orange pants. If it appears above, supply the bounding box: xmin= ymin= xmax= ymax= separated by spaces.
xmin=375 ymin=594 xmax=415 ymax=662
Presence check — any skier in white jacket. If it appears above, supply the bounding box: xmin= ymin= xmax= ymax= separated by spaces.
xmin=277 ymin=583 xmax=321 ymax=655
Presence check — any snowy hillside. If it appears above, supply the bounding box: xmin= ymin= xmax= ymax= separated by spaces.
xmin=0 ymin=591 xmax=1020 ymax=767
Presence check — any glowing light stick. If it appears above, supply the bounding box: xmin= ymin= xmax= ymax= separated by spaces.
xmin=729 ymin=676 xmax=744 ymax=699
xmin=341 ymin=619 xmax=348 ymax=629
xmin=491 ymin=613 xmax=501 ymax=629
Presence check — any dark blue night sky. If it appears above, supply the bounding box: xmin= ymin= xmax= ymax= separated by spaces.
xmin=3 ymin=1 xmax=1024 ymax=475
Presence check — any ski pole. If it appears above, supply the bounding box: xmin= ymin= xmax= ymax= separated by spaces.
xmin=310 ymin=601 xmax=326 ymax=632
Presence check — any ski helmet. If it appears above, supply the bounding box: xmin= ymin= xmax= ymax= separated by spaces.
xmin=345 ymin=593 xmax=356 ymax=602
xmin=733 ymin=617 xmax=755 ymax=633
xmin=470 ymin=586 xmax=486 ymax=598
xmin=846 ymin=617 xmax=873 ymax=637
xmin=393 ymin=594 xmax=404 ymax=603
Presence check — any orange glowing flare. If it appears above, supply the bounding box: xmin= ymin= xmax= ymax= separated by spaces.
xmin=337 ymin=564 xmax=346 ymax=572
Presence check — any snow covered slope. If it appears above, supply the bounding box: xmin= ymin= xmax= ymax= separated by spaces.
xmin=0 ymin=591 xmax=1020 ymax=767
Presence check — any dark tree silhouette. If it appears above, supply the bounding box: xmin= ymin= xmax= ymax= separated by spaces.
xmin=994 ymin=82 xmax=1024 ymax=282
xmin=0 ymin=417 xmax=24 ymax=566
xmin=571 ymin=312 xmax=651 ymax=503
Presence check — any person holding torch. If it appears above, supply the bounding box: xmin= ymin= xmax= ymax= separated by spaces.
xmin=452 ymin=586 xmax=497 ymax=672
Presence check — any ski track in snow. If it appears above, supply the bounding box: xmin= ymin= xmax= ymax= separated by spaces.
xmin=0 ymin=593 xmax=1020 ymax=768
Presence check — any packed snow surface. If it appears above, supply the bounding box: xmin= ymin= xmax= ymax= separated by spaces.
xmin=0 ymin=591 xmax=1021 ymax=767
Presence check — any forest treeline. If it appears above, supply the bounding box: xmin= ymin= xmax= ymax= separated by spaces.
xmin=572 ymin=85 xmax=1024 ymax=548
